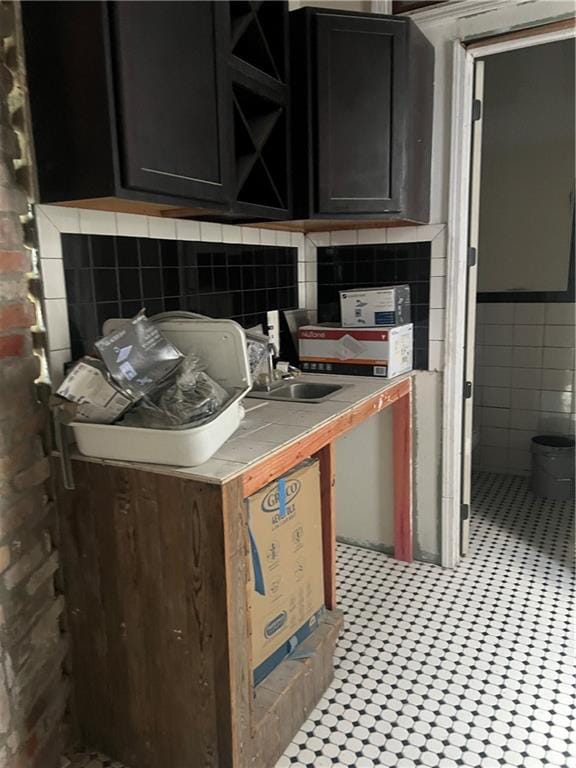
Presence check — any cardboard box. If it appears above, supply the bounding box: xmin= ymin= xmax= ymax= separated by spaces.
xmin=247 ymin=460 xmax=325 ymax=686
xmin=298 ymin=324 xmax=413 ymax=378
xmin=340 ymin=285 xmax=411 ymax=327
xmin=56 ymin=358 xmax=134 ymax=423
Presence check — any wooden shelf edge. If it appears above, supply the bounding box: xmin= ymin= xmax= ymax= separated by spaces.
xmin=244 ymin=217 xmax=427 ymax=233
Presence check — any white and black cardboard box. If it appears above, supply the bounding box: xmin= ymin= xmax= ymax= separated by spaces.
xmin=340 ymin=285 xmax=411 ymax=327
xmin=298 ymin=323 xmax=413 ymax=378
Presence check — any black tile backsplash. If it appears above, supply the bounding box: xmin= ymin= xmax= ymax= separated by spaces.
xmin=62 ymin=234 xmax=298 ymax=360
xmin=317 ymin=242 xmax=431 ymax=370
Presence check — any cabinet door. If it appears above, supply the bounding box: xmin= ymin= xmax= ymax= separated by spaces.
xmin=110 ymin=1 xmax=232 ymax=204
xmin=316 ymin=14 xmax=406 ymax=215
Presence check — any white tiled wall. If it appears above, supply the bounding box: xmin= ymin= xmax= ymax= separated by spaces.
xmin=307 ymin=223 xmax=448 ymax=373
xmin=474 ymin=302 xmax=575 ymax=476
xmin=39 ymin=206 xmax=448 ymax=385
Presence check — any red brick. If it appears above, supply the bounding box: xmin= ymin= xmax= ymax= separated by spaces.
xmin=0 ymin=250 xmax=30 ymax=273
xmin=0 ymin=490 xmax=48 ymax=547
xmin=0 ymin=63 xmax=13 ymax=97
xmin=0 ymin=545 xmax=10 ymax=574
xmin=0 ymin=213 xmax=23 ymax=249
xmin=12 ymin=457 xmax=50 ymax=492
xmin=0 ymin=333 xmax=25 ymax=358
xmin=1 ymin=355 xmax=41 ymax=387
xmin=0 ymin=301 xmax=35 ymax=332
xmin=0 ymin=5 xmax=14 ymax=40
xmin=1 ymin=126 xmax=21 ymax=160
xmin=6 ymin=409 xmax=47 ymax=452
xmin=0 ymin=185 xmax=26 ymax=215
xmin=0 ymin=378 xmax=36 ymax=417
xmin=0 ymin=440 xmax=41 ymax=483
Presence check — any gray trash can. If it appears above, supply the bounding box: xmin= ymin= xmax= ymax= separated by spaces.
xmin=531 ymin=435 xmax=575 ymax=501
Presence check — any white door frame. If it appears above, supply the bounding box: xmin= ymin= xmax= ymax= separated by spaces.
xmin=441 ymin=21 xmax=576 ymax=568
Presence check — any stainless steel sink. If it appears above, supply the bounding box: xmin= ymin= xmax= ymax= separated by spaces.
xmin=247 ymin=381 xmax=345 ymax=404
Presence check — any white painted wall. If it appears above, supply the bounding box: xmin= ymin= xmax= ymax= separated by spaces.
xmin=413 ymin=0 xmax=575 ymax=228
xmin=478 ymin=40 xmax=575 ymax=293
xmin=335 ymin=372 xmax=443 ymax=562
xmin=336 ymin=409 xmax=395 ymax=551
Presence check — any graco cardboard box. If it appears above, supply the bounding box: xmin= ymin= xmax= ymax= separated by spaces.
xmin=247 ymin=460 xmax=325 ymax=686
xmin=298 ymin=323 xmax=413 ymax=378
xmin=340 ymin=285 xmax=411 ymax=327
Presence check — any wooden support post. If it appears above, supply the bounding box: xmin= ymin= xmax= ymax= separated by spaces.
xmin=316 ymin=443 xmax=336 ymax=610
xmin=393 ymin=389 xmax=413 ymax=562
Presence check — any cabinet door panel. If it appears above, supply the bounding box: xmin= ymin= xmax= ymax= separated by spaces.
xmin=316 ymin=15 xmax=406 ymax=214
xmin=111 ymin=1 xmax=231 ymax=204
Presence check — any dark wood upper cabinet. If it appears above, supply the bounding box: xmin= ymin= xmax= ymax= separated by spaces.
xmin=23 ymin=2 xmax=432 ymax=227
xmin=22 ymin=1 xmax=291 ymax=221
xmin=111 ymin=2 xmax=231 ymax=205
xmin=290 ymin=8 xmax=434 ymax=224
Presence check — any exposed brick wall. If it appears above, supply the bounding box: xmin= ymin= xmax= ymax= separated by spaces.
xmin=0 ymin=3 xmax=67 ymax=766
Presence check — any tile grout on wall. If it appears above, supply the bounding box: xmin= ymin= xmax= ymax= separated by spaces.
xmin=37 ymin=207 xmax=311 ymax=383
xmin=474 ymin=301 xmax=575 ymax=476
xmin=37 ymin=206 xmax=448 ymax=384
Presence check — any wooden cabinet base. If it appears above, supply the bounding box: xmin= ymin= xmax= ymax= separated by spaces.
xmin=52 ymin=379 xmax=413 ymax=766
xmin=54 ymin=458 xmax=342 ymax=768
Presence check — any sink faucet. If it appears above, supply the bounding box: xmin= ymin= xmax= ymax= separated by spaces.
xmin=265 ymin=341 xmax=276 ymax=389
xmin=253 ymin=342 xmax=283 ymax=393
xmin=251 ymin=342 xmax=302 ymax=393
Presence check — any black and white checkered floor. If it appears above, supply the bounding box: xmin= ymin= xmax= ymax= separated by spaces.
xmin=64 ymin=472 xmax=575 ymax=768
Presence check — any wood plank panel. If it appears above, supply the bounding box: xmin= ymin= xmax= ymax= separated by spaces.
xmin=242 ymin=378 xmax=411 ymax=498
xmin=100 ymin=467 xmax=144 ymax=761
xmin=393 ymin=391 xmax=413 ymax=561
xmin=55 ymin=460 xmax=115 ymax=749
xmin=124 ymin=469 xmax=165 ymax=766
xmin=56 ymin=196 xmax=215 ymax=217
xmin=56 ymin=458 xmax=347 ymax=768
xmin=56 ymin=461 xmax=235 ymax=768
xmin=221 ymin=479 xmax=251 ymax=765
xmin=315 ymin=444 xmax=336 ymax=610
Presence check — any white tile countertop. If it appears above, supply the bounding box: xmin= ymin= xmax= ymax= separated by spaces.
xmin=69 ymin=373 xmax=412 ymax=485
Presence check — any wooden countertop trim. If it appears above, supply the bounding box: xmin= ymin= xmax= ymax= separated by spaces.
xmin=241 ymin=376 xmax=411 ymax=497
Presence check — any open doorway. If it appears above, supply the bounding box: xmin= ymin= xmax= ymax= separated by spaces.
xmin=465 ymin=36 xmax=575 ymax=562
xmin=443 ymin=21 xmax=576 ymax=565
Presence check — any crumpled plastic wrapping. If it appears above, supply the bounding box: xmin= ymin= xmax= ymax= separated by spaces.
xmin=245 ymin=330 xmax=270 ymax=379
xmin=119 ymin=353 xmax=229 ymax=430
xmin=247 ymin=339 xmax=268 ymax=375
xmin=95 ymin=310 xmax=183 ymax=399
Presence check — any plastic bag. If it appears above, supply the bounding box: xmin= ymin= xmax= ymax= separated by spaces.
xmin=245 ymin=331 xmax=269 ymax=377
xmin=119 ymin=353 xmax=229 ymax=429
xmin=95 ymin=310 xmax=183 ymax=399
